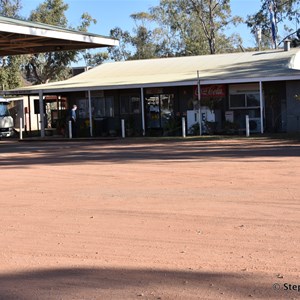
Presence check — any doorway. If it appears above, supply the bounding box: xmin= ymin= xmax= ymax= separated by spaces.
xmin=145 ymin=94 xmax=174 ymax=134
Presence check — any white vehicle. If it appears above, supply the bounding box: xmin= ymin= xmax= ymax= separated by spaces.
xmin=0 ymin=98 xmax=14 ymax=138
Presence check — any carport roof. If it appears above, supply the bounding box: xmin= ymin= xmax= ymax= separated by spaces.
xmin=5 ymin=47 xmax=300 ymax=95
xmin=0 ymin=15 xmax=118 ymax=56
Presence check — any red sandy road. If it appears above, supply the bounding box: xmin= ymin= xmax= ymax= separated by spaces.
xmin=0 ymin=138 xmax=299 ymax=299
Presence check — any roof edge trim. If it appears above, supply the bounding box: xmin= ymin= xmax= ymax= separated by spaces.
xmin=289 ymin=51 xmax=300 ymax=70
xmin=2 ymin=75 xmax=300 ymax=96
xmin=1 ymin=23 xmax=119 ymax=47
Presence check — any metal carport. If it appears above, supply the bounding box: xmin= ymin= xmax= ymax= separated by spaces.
xmin=0 ymin=15 xmax=119 ymax=137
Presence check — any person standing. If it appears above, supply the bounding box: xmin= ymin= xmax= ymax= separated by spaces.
xmin=70 ymin=104 xmax=77 ymax=138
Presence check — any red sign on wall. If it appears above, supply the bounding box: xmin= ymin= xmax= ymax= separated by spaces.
xmin=194 ymin=85 xmax=226 ymax=98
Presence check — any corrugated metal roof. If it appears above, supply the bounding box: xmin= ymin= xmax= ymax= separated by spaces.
xmin=6 ymin=47 xmax=300 ymax=94
xmin=0 ymin=15 xmax=118 ymax=56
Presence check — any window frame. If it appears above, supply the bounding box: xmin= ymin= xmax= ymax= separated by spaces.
xmin=229 ymin=92 xmax=260 ymax=109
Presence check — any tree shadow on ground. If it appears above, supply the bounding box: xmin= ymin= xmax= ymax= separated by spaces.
xmin=0 ymin=138 xmax=299 ymax=168
xmin=0 ymin=267 xmax=292 ymax=300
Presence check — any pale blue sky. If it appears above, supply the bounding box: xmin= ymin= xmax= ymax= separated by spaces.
xmin=20 ymin=0 xmax=295 ymax=49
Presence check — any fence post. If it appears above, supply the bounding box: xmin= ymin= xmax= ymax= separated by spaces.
xmin=182 ymin=117 xmax=186 ymax=138
xmin=19 ymin=117 xmax=23 ymax=140
xmin=121 ymin=119 xmax=125 ymax=138
xmin=246 ymin=115 xmax=250 ymax=137
xmin=68 ymin=120 xmax=72 ymax=139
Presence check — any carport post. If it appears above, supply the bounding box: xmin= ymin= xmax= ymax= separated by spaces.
xmin=39 ymin=90 xmax=45 ymax=138
xmin=141 ymin=87 xmax=145 ymax=136
xmin=88 ymin=90 xmax=93 ymax=137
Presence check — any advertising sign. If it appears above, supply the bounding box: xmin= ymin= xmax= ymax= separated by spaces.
xmin=194 ymin=85 xmax=226 ymax=98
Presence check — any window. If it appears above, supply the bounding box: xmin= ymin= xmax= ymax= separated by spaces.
xmin=92 ymin=96 xmax=114 ymax=118
xmin=230 ymin=94 xmax=246 ymax=108
xmin=105 ymin=97 xmax=114 ymax=117
xmin=131 ymin=97 xmax=140 ymax=114
xmin=229 ymin=92 xmax=260 ymax=109
xmin=0 ymin=102 xmax=10 ymax=117
xmin=120 ymin=95 xmax=140 ymax=114
xmin=120 ymin=96 xmax=130 ymax=114
xmin=246 ymin=93 xmax=260 ymax=107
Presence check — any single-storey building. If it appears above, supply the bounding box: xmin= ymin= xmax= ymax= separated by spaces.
xmin=4 ymin=43 xmax=300 ymax=137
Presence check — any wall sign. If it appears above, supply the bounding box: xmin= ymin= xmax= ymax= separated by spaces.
xmin=145 ymin=88 xmax=164 ymax=95
xmin=194 ymin=85 xmax=226 ymax=98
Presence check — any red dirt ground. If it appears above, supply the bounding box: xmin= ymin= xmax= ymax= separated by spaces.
xmin=0 ymin=137 xmax=299 ymax=300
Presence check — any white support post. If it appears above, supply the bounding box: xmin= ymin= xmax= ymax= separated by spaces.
xmin=197 ymin=71 xmax=202 ymax=136
xmin=19 ymin=117 xmax=23 ymax=140
xmin=246 ymin=115 xmax=250 ymax=137
xmin=182 ymin=117 xmax=186 ymax=138
xmin=68 ymin=120 xmax=72 ymax=139
xmin=259 ymin=81 xmax=264 ymax=134
xmin=140 ymin=87 xmax=145 ymax=136
xmin=39 ymin=90 xmax=45 ymax=138
xmin=88 ymin=90 xmax=93 ymax=137
xmin=121 ymin=119 xmax=125 ymax=138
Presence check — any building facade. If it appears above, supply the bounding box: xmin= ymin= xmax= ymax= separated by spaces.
xmin=5 ymin=46 xmax=300 ymax=137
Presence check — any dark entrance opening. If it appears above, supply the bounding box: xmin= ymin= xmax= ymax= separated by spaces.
xmin=145 ymin=94 xmax=174 ymax=136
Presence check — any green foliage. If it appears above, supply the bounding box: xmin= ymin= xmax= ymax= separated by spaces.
xmin=77 ymin=12 xmax=97 ymax=32
xmin=108 ymin=27 xmax=132 ymax=61
xmin=77 ymin=13 xmax=110 ymax=68
xmin=0 ymin=56 xmax=22 ymax=90
xmin=150 ymin=0 xmax=210 ymax=56
xmin=24 ymin=51 xmax=76 ymax=84
xmin=130 ymin=12 xmax=163 ymax=59
xmin=83 ymin=52 xmax=109 ymax=67
xmin=149 ymin=0 xmax=243 ymax=56
xmin=24 ymin=0 xmax=103 ymax=83
xmin=0 ymin=0 xmax=21 ymax=17
xmin=23 ymin=0 xmax=74 ymax=84
xmin=108 ymin=0 xmax=244 ymax=61
xmin=130 ymin=26 xmax=158 ymax=59
xmin=246 ymin=0 xmax=300 ymax=49
xmin=106 ymin=0 xmax=299 ymax=60
xmin=29 ymin=0 xmax=68 ymax=27
xmin=0 ymin=0 xmax=107 ymax=85
xmin=189 ymin=0 xmax=242 ymax=54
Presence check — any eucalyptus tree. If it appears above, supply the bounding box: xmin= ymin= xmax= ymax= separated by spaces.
xmin=189 ymin=0 xmax=242 ymax=54
xmin=25 ymin=0 xmax=99 ymax=84
xmin=149 ymin=0 xmax=243 ymax=55
xmin=0 ymin=56 xmax=22 ymax=90
xmin=129 ymin=12 xmax=160 ymax=59
xmin=108 ymin=27 xmax=133 ymax=61
xmin=246 ymin=0 xmax=300 ymax=49
xmin=23 ymin=0 xmax=75 ymax=84
xmin=75 ymin=13 xmax=110 ymax=68
xmin=0 ymin=0 xmax=21 ymax=17
xmin=108 ymin=13 xmax=166 ymax=61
